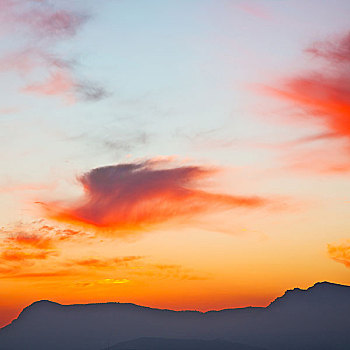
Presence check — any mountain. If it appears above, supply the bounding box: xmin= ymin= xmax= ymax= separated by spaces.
xmin=103 ymin=337 xmax=267 ymax=350
xmin=0 ymin=282 xmax=349 ymax=350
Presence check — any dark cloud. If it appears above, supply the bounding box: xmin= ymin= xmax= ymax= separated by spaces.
xmin=43 ymin=159 xmax=268 ymax=233
xmin=75 ymin=81 xmax=110 ymax=102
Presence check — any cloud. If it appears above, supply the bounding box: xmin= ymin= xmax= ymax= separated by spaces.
xmin=2 ymin=271 xmax=74 ymax=279
xmin=265 ymin=73 xmax=350 ymax=139
xmin=0 ymin=249 xmax=53 ymax=262
xmin=75 ymin=278 xmax=130 ymax=288
xmin=5 ymin=233 xmax=54 ymax=250
xmin=0 ymin=231 xmax=57 ymax=264
xmin=262 ymin=31 xmax=350 ymax=172
xmin=22 ymin=70 xmax=109 ymax=103
xmin=96 ymin=278 xmax=130 ymax=285
xmin=42 ymin=159 xmax=268 ymax=233
xmin=0 ymin=220 xmax=208 ymax=284
xmin=305 ymin=32 xmax=350 ymax=63
xmin=75 ymin=81 xmax=110 ymax=102
xmin=0 ymin=221 xmax=91 ymax=271
xmin=0 ymin=48 xmax=74 ymax=74
xmin=0 ymin=221 xmax=88 ymax=246
xmin=73 ymin=256 xmax=143 ymax=269
xmin=22 ymin=8 xmax=88 ymax=40
xmin=22 ymin=70 xmax=76 ymax=103
xmin=126 ymin=262 xmax=208 ymax=281
xmin=0 ymin=221 xmax=87 ymax=278
xmin=0 ymin=0 xmax=107 ymax=103
xmin=150 ymin=264 xmax=208 ymax=281
xmin=328 ymin=240 xmax=350 ymax=268
xmin=238 ymin=3 xmax=272 ymax=20
xmin=0 ymin=1 xmax=88 ymax=40
xmin=55 ymin=228 xmax=88 ymax=241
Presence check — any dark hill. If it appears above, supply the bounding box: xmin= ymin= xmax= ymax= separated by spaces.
xmin=0 ymin=282 xmax=349 ymax=350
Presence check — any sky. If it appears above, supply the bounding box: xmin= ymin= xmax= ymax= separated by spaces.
xmin=1 ymin=0 xmax=350 ymax=327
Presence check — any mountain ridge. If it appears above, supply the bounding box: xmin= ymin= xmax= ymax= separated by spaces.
xmin=1 ymin=281 xmax=349 ymax=350
xmin=6 ymin=280 xmax=346 ymax=325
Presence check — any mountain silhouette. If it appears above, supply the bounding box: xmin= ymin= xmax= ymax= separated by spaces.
xmin=103 ymin=337 xmax=267 ymax=350
xmin=0 ymin=281 xmax=349 ymax=350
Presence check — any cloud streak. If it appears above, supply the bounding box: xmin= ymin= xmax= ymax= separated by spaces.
xmin=72 ymin=256 xmax=143 ymax=269
xmin=5 ymin=233 xmax=54 ymax=250
xmin=262 ymin=31 xmax=350 ymax=172
xmin=0 ymin=221 xmax=91 ymax=271
xmin=0 ymin=0 xmax=107 ymax=103
xmin=42 ymin=159 xmax=268 ymax=233
xmin=328 ymin=240 xmax=350 ymax=268
xmin=1 ymin=250 xmax=54 ymax=262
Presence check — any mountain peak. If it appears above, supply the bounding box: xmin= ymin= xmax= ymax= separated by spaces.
xmin=311 ymin=281 xmax=348 ymax=289
xmin=28 ymin=300 xmax=59 ymax=307
xmin=268 ymin=280 xmax=350 ymax=308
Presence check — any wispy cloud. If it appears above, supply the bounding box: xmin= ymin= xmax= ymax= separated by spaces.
xmin=237 ymin=2 xmax=272 ymax=21
xmin=305 ymin=32 xmax=350 ymax=63
xmin=2 ymin=270 xmax=74 ymax=279
xmin=149 ymin=264 xmax=208 ymax=281
xmin=42 ymin=158 xmax=268 ymax=233
xmin=5 ymin=232 xmax=54 ymax=250
xmin=22 ymin=70 xmax=76 ymax=103
xmin=0 ymin=0 xmax=108 ymax=103
xmin=261 ymin=31 xmax=350 ymax=173
xmin=72 ymin=256 xmax=143 ymax=269
xmin=1 ymin=250 xmax=54 ymax=262
xmin=0 ymin=221 xmax=91 ymax=272
xmin=328 ymin=240 xmax=350 ymax=268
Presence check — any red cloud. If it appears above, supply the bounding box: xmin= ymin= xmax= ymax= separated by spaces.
xmin=262 ymin=31 xmax=350 ymax=172
xmin=328 ymin=241 xmax=350 ymax=268
xmin=266 ymin=73 xmax=350 ymax=138
xmin=5 ymin=233 xmax=54 ymax=250
xmin=0 ymin=222 xmax=88 ymax=269
xmin=43 ymin=160 xmax=268 ymax=232
xmin=1 ymin=250 xmax=53 ymax=262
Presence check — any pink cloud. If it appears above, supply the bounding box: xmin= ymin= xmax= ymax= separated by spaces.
xmin=22 ymin=8 xmax=88 ymax=40
xmin=23 ymin=70 xmax=76 ymax=103
xmin=238 ymin=3 xmax=272 ymax=20
xmin=0 ymin=0 xmax=107 ymax=103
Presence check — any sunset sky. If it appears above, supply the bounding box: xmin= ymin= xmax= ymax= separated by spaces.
xmin=1 ymin=0 xmax=350 ymax=327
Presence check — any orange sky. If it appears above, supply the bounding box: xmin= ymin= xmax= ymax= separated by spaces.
xmin=1 ymin=0 xmax=350 ymax=328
